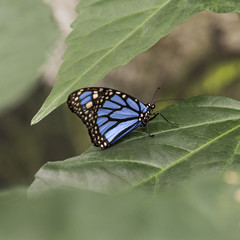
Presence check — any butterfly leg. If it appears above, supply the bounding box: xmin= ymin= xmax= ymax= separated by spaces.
xmin=146 ymin=123 xmax=154 ymax=137
xmin=149 ymin=112 xmax=178 ymax=127
xmin=159 ymin=112 xmax=178 ymax=127
xmin=148 ymin=112 xmax=159 ymax=121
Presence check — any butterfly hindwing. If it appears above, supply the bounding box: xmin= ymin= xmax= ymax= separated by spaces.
xmin=67 ymin=87 xmax=153 ymax=149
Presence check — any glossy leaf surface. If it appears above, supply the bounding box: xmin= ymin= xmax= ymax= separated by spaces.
xmin=30 ymin=96 xmax=240 ymax=194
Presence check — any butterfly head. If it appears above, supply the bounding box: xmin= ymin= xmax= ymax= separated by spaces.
xmin=140 ymin=103 xmax=155 ymax=126
xmin=148 ymin=103 xmax=155 ymax=110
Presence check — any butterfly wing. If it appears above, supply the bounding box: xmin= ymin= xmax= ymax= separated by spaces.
xmin=67 ymin=87 xmax=149 ymax=149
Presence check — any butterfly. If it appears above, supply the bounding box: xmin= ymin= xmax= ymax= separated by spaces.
xmin=67 ymin=87 xmax=174 ymax=149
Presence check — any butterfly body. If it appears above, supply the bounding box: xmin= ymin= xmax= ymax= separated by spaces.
xmin=67 ymin=87 xmax=155 ymax=149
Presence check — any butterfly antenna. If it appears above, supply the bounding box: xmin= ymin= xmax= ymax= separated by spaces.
xmin=154 ymin=98 xmax=186 ymax=104
xmin=151 ymin=87 xmax=160 ymax=103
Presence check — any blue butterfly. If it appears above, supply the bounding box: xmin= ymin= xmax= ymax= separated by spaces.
xmin=67 ymin=87 xmax=175 ymax=149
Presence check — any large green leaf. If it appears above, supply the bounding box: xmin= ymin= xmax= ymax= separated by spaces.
xmin=29 ymin=96 xmax=240 ymax=194
xmin=2 ymin=174 xmax=240 ymax=240
xmin=31 ymin=0 xmax=240 ymax=124
xmin=0 ymin=0 xmax=57 ymax=114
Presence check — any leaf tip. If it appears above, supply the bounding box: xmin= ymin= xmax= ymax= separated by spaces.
xmin=31 ymin=110 xmax=43 ymax=125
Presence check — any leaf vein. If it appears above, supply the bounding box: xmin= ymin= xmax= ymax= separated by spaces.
xmin=122 ymin=124 xmax=240 ymax=193
xmin=51 ymin=159 xmax=162 ymax=170
xmin=122 ymin=117 xmax=240 ymax=143
xmin=223 ymin=138 xmax=240 ymax=170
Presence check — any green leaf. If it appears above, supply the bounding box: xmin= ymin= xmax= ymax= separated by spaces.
xmin=31 ymin=0 xmax=240 ymax=124
xmin=2 ymin=175 xmax=240 ymax=240
xmin=0 ymin=0 xmax=57 ymax=114
xmin=29 ymin=95 xmax=240 ymax=194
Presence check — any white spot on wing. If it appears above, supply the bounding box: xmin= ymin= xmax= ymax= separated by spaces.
xmin=93 ymin=93 xmax=98 ymax=99
xmin=86 ymin=101 xmax=93 ymax=109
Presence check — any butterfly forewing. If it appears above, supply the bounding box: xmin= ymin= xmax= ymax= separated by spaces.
xmin=67 ymin=87 xmax=153 ymax=149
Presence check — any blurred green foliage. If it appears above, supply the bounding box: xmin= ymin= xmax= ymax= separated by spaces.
xmin=0 ymin=0 xmax=57 ymax=114
xmin=0 ymin=0 xmax=240 ymax=192
xmin=1 ymin=174 xmax=240 ymax=240
xmin=188 ymin=60 xmax=240 ymax=96
xmin=0 ymin=0 xmax=59 ymax=188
